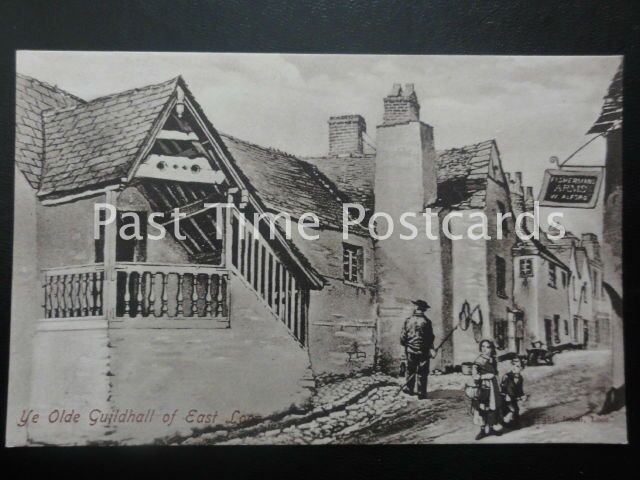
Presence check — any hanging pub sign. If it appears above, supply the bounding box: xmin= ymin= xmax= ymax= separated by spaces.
xmin=538 ymin=168 xmax=603 ymax=209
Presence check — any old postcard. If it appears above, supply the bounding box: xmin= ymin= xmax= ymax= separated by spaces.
xmin=7 ymin=52 xmax=626 ymax=445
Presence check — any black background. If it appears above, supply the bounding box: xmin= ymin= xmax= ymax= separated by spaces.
xmin=0 ymin=0 xmax=637 ymax=477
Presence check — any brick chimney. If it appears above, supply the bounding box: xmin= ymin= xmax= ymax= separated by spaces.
xmin=328 ymin=115 xmax=366 ymax=156
xmin=375 ymin=83 xmax=437 ymax=217
xmin=507 ymin=170 xmax=525 ymax=217
xmin=524 ymin=186 xmax=535 ymax=211
xmin=383 ymin=83 xmax=420 ymax=126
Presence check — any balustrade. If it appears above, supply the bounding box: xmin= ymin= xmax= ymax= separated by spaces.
xmin=42 ymin=265 xmax=105 ymax=318
xmin=42 ymin=263 xmax=229 ymax=324
xmin=230 ymin=209 xmax=309 ymax=346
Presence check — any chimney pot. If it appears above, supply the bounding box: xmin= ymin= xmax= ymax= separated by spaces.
xmin=382 ymin=83 xmax=420 ymax=126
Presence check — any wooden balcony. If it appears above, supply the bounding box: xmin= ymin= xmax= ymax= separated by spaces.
xmin=42 ymin=262 xmax=230 ymax=329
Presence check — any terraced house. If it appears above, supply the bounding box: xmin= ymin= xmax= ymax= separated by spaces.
xmin=14 ymin=74 xmax=603 ymax=444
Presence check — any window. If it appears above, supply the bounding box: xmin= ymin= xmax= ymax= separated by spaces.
xmin=583 ymin=283 xmax=588 ymax=303
xmin=519 ymin=258 xmax=533 ymax=278
xmin=564 ymin=319 xmax=569 ymax=336
xmin=497 ymin=201 xmax=509 ymax=234
xmin=572 ymin=277 xmax=576 ymax=300
xmin=496 ymin=255 xmax=507 ymax=298
xmin=548 ymin=263 xmax=557 ymax=289
xmin=343 ymin=243 xmax=363 ymax=284
xmin=561 ymin=271 xmax=568 ymax=288
xmin=553 ymin=315 xmax=560 ymax=344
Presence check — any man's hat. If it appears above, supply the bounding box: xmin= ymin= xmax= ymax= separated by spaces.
xmin=412 ymin=299 xmax=430 ymax=311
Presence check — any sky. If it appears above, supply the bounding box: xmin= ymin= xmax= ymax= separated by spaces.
xmin=17 ymin=52 xmax=621 ymax=238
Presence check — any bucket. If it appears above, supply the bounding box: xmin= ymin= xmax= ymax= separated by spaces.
xmin=464 ymin=384 xmax=479 ymax=399
xmin=461 ymin=362 xmax=473 ymax=375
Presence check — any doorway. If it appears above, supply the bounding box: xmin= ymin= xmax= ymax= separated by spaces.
xmin=544 ymin=317 xmax=553 ymax=347
xmin=583 ymin=320 xmax=589 ymax=348
xmin=116 ymin=211 xmax=147 ymax=316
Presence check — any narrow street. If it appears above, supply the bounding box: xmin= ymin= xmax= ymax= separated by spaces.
xmin=175 ymin=349 xmax=626 ymax=445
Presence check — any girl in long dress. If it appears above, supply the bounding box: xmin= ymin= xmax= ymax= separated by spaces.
xmin=471 ymin=339 xmax=503 ymax=440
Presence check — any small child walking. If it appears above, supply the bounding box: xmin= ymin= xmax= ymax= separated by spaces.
xmin=500 ymin=357 xmax=528 ymax=429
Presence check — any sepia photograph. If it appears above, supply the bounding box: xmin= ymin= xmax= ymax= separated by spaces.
xmin=7 ymin=52 xmax=625 ymax=446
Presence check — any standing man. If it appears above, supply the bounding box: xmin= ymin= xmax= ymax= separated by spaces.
xmin=400 ymin=300 xmax=436 ymax=399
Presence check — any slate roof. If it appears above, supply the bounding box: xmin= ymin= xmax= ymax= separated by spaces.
xmin=434 ymin=139 xmax=495 ymax=209
xmin=588 ymin=62 xmax=622 ymax=134
xmin=543 ymin=232 xmax=579 ymax=268
xmin=302 ymin=154 xmax=376 ymax=213
xmin=15 ymin=74 xmax=85 ymax=188
xmin=18 ymin=74 xmax=497 ymax=231
xmin=220 ymin=134 xmax=353 ymax=231
xmin=305 ymin=139 xmax=497 ymax=213
xmin=38 ymin=77 xmax=179 ymax=197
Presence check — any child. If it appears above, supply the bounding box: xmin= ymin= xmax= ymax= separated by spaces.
xmin=501 ymin=357 xmax=527 ymax=429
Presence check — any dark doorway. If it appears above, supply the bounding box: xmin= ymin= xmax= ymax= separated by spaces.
xmin=116 ymin=211 xmax=147 ymax=317
xmin=116 ymin=211 xmax=147 ymax=262
xmin=514 ymin=313 xmax=524 ymax=354
xmin=583 ymin=320 xmax=590 ymax=348
xmin=544 ymin=317 xmax=553 ymax=347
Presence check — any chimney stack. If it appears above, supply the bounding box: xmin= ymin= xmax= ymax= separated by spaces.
xmin=581 ymin=233 xmax=601 ymax=262
xmin=328 ymin=115 xmax=366 ymax=156
xmin=375 ymin=83 xmax=437 ymax=216
xmin=515 ymin=171 xmax=523 ymax=186
xmin=524 ymin=186 xmax=535 ymax=211
xmin=383 ymin=83 xmax=420 ymax=126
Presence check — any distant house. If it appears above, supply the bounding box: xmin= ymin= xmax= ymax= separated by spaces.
xmin=512 ymin=232 xmax=572 ymax=351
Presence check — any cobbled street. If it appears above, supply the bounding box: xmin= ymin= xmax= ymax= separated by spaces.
xmin=173 ymin=350 xmax=626 ymax=445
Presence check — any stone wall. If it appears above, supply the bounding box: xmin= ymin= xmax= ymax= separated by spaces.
xmin=106 ymin=273 xmax=313 ymax=444
xmin=27 ymin=272 xmax=314 ymax=445
xmin=374 ymin=218 xmax=450 ymax=374
xmin=449 ymin=213 xmax=491 ymax=365
xmin=484 ymin=175 xmax=517 ymax=351
xmin=6 ymin=169 xmax=41 ymax=446
xmin=37 ymin=193 xmax=106 ymax=268
xmin=289 ymin=227 xmax=377 ymax=374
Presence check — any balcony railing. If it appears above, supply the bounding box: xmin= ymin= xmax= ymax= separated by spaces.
xmin=114 ymin=262 xmax=228 ymax=320
xmin=42 ymin=264 xmax=105 ymax=319
xmin=42 ymin=263 xmax=229 ymax=325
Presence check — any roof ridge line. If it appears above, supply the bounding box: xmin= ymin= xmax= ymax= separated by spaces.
xmin=439 ymin=138 xmax=495 ymax=153
xmin=17 ymin=73 xmax=86 ymax=104
xmin=42 ymin=76 xmax=181 ymax=117
xmin=220 ymin=132 xmax=303 ymax=160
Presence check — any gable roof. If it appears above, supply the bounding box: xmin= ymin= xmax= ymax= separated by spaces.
xmin=304 ymin=139 xmax=498 ymax=213
xmin=220 ymin=134 xmax=352 ymax=231
xmin=302 ymin=154 xmax=376 ymax=213
xmin=15 ymin=74 xmax=85 ymax=188
xmin=38 ymin=77 xmax=180 ymax=197
xmin=434 ymin=139 xmax=495 ymax=209
xmin=588 ymin=62 xmax=622 ymax=135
